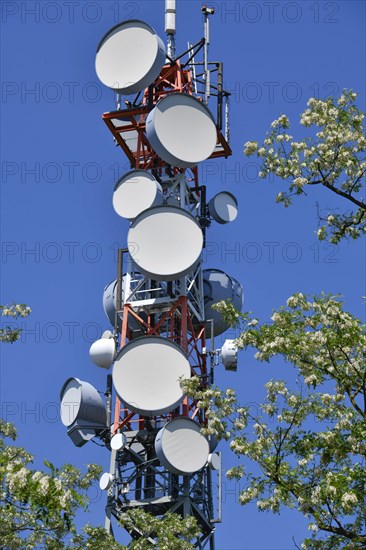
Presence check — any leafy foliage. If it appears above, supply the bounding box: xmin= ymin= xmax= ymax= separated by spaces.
xmin=244 ymin=91 xmax=366 ymax=243
xmin=182 ymin=294 xmax=366 ymax=548
xmin=0 ymin=420 xmax=198 ymax=549
xmin=1 ymin=303 xmax=198 ymax=548
xmin=0 ymin=304 xmax=31 ymax=343
xmin=0 ymin=419 xmax=107 ymax=548
xmin=119 ymin=509 xmax=199 ymax=550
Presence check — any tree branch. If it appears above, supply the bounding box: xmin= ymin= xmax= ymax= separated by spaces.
xmin=320 ymin=179 xmax=366 ymax=210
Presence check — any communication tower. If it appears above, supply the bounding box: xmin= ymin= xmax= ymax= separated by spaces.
xmin=60 ymin=3 xmax=244 ymax=548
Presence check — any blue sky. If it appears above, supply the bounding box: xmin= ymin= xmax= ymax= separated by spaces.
xmin=1 ymin=0 xmax=365 ymax=548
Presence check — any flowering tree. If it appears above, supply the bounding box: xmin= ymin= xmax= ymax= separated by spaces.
xmin=0 ymin=304 xmax=31 ymax=343
xmin=0 ymin=419 xmax=113 ymax=548
xmin=0 ymin=419 xmax=199 ymax=549
xmin=118 ymin=510 xmax=199 ymax=550
xmin=182 ymin=294 xmax=366 ymax=548
xmin=244 ymin=90 xmax=366 ymax=244
xmin=1 ymin=305 xmax=199 ymax=548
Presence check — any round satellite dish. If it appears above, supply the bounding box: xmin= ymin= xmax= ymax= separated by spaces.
xmin=221 ymin=339 xmax=238 ymax=371
xmin=102 ymin=330 xmax=113 ymax=339
xmin=203 ymin=269 xmax=244 ymax=336
xmin=146 ymin=93 xmax=217 ymax=168
xmin=208 ymin=452 xmax=221 ymax=470
xmin=113 ymin=336 xmax=191 ymax=416
xmin=89 ymin=337 xmax=116 ymax=369
xmin=111 ymin=432 xmax=126 ymax=451
xmin=113 ymin=170 xmax=163 ymax=221
xmin=155 ymin=417 xmax=209 ymax=475
xmin=95 ymin=20 xmax=166 ymax=94
xmin=60 ymin=378 xmax=106 ymax=427
xmin=208 ymin=191 xmax=238 ymax=224
xmin=128 ymin=205 xmax=203 ymax=281
xmin=99 ymin=472 xmax=114 ymax=491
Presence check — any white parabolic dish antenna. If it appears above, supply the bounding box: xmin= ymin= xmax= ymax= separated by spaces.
xmin=113 ymin=170 xmax=163 ymax=221
xmin=95 ymin=20 xmax=166 ymax=94
xmin=99 ymin=472 xmax=114 ymax=491
xmin=209 ymin=191 xmax=238 ymax=224
xmin=112 ymin=336 xmax=191 ymax=416
xmin=155 ymin=417 xmax=210 ymax=475
xmin=128 ymin=205 xmax=203 ymax=280
xmin=146 ymin=93 xmax=217 ymax=168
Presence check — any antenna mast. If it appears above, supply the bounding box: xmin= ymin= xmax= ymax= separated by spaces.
xmin=61 ymin=5 xmax=240 ymax=548
xmin=165 ymin=0 xmax=176 ymax=59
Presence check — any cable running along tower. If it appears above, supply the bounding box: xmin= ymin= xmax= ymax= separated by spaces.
xmin=60 ymin=2 xmax=244 ymax=548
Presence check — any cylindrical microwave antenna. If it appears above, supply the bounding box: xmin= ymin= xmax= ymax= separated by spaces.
xmin=165 ymin=0 xmax=176 ymax=33
xmin=165 ymin=0 xmax=176 ymax=59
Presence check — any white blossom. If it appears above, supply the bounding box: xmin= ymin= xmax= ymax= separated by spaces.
xmin=244 ymin=141 xmax=258 ymax=155
xmin=39 ymin=475 xmax=50 ymax=496
xmin=341 ymin=492 xmax=358 ymax=510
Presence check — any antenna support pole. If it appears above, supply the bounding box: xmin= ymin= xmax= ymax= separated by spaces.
xmin=217 ymin=62 xmax=223 ymax=130
xmin=201 ymin=4 xmax=215 ymax=104
xmin=90 ymin=8 xmax=235 ymax=547
xmin=165 ymin=0 xmax=176 ymax=60
xmin=114 ymin=248 xmax=124 ymax=338
xmin=224 ymin=93 xmax=230 ymax=144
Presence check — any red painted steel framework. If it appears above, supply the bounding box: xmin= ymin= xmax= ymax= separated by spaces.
xmin=113 ymin=297 xmax=208 ymax=434
xmin=102 ymin=61 xmax=232 ymax=189
xmin=102 ymin=55 xmax=233 ymax=547
xmin=104 ymin=60 xmax=232 ymax=437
